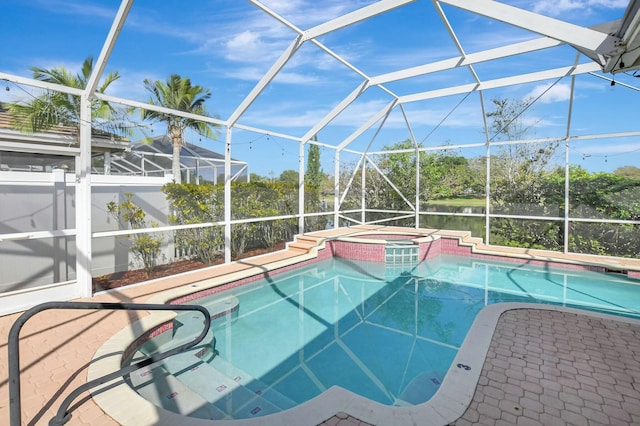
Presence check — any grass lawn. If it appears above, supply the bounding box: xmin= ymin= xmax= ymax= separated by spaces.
xmin=426 ymin=197 xmax=485 ymax=207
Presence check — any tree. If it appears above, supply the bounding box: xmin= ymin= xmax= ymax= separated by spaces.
xmin=486 ymin=98 xmax=558 ymax=209
xmin=7 ymin=56 xmax=125 ymax=136
xmin=375 ymin=139 xmax=420 ymax=209
xmin=162 ymin=182 xmax=223 ymax=264
xmin=305 ymin=136 xmax=323 ymax=203
xmin=486 ymin=98 xmax=562 ymax=250
xmin=278 ymin=169 xmax=299 ymax=184
xmin=614 ymin=166 xmax=640 ymax=179
xmin=486 ymin=98 xmax=536 ymax=142
xmin=140 ymin=74 xmax=218 ymax=183
xmin=375 ymin=140 xmax=479 ymax=205
xmin=250 ymin=173 xmax=269 ymax=184
xmin=542 ymin=166 xmax=640 ymax=257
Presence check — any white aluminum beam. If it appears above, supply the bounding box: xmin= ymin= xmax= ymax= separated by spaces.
xmin=232 ymin=123 xmax=299 ymax=142
xmin=399 ymin=62 xmax=601 ymax=103
xmin=0 ymin=229 xmax=76 ymax=243
xmin=308 ymin=40 xmax=371 ymax=81
xmin=85 ymin=0 xmax=133 ymax=97
xmin=606 ymin=0 xmax=640 ymax=72
xmin=300 ymin=80 xmax=371 ymax=144
xmin=0 ymin=72 xmax=84 ymax=96
xmin=298 ymin=141 xmax=305 ymax=232
xmin=250 ymin=0 xmax=374 ymax=83
xmin=370 ymin=37 xmax=562 ymax=85
xmin=226 ymin=35 xmax=304 ymax=127
xmin=587 ymin=72 xmax=640 ymax=91
xmin=248 ymin=0 xmax=303 ymax=34
xmin=249 ymin=1 xmax=372 ymax=81
xmin=438 ymin=0 xmax=620 ymax=62
xmin=337 ymin=100 xmax=397 ymax=151
xmin=338 ymin=154 xmax=364 ymax=208
xmin=432 ymin=0 xmax=481 ymax=84
xmin=132 ymin=154 xmax=166 ymax=173
xmin=604 ymin=0 xmax=640 ymax=73
xmin=224 ymin=127 xmax=232 ymax=264
xmin=398 ymin=104 xmax=420 ymax=226
xmin=302 ymin=0 xmax=416 ymax=41
xmin=334 ymin=150 xmax=340 ymax=226
xmin=114 ymin=156 xmax=144 ymax=172
xmin=95 ymin=93 xmax=226 ymax=127
xmin=75 ymin=95 xmax=93 ymax=298
xmin=109 ymin=161 xmax=138 ymax=175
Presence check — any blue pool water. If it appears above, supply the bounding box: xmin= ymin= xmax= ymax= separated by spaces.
xmin=155 ymin=255 xmax=640 ymax=419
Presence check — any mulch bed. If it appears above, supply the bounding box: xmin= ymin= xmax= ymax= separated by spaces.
xmin=92 ymin=243 xmax=286 ymax=292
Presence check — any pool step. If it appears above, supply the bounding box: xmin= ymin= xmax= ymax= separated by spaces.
xmin=138 ymin=316 xmax=216 ymax=358
xmin=128 ymin=362 xmax=229 ymax=420
xmin=160 ymin=351 xmax=293 ymax=419
xmin=287 ymin=235 xmax=322 ymax=253
xmin=395 ymin=370 xmax=445 ymax=406
xmin=138 ymin=296 xmax=239 ymax=357
xmin=209 ymin=356 xmax=297 ymax=411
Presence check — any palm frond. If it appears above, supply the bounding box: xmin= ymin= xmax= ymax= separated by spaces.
xmin=7 ymin=55 xmax=128 ymax=137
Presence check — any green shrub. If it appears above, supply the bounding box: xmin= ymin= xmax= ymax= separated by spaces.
xmin=163 ymin=182 xmax=223 ymax=264
xmin=107 ymin=193 xmax=163 ymax=276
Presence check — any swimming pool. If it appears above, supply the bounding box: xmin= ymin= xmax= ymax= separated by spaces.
xmin=130 ymin=253 xmax=640 ymax=421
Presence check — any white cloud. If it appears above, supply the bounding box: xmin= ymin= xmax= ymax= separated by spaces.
xmin=223 ymin=31 xmax=273 ymax=63
xmin=260 ymin=0 xmax=306 ymax=16
xmin=261 ymin=0 xmax=374 ymax=28
xmin=335 ymin=102 xmax=488 ymax=130
xmin=107 ymin=69 xmax=160 ymax=101
xmin=580 ymin=142 xmax=640 ymax=155
xmin=273 ymin=71 xmax=320 ymax=85
xmin=241 ymin=103 xmax=330 ymax=129
xmin=31 ymin=0 xmax=116 ymax=20
xmin=239 ymin=98 xmax=394 ymax=130
xmin=200 ymin=1 xmax=379 ymax=73
xmin=331 ymin=99 xmax=391 ymax=127
xmin=531 ymin=0 xmax=628 ymax=17
xmin=525 ymin=82 xmax=572 ymax=103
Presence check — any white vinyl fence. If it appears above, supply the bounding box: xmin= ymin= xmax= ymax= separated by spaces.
xmin=0 ymin=170 xmax=171 ymax=314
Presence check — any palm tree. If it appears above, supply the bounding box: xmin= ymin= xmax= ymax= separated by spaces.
xmin=7 ymin=56 xmax=124 ymax=136
xmin=140 ymin=74 xmax=218 ymax=183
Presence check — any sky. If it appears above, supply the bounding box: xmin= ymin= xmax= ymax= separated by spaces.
xmin=1 ymin=0 xmax=639 ymax=177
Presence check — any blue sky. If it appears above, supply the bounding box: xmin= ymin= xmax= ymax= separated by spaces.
xmin=1 ymin=0 xmax=639 ymax=177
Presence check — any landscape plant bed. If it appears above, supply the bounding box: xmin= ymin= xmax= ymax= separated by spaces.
xmin=92 ymin=243 xmax=286 ymax=292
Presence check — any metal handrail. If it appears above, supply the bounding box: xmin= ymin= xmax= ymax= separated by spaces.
xmin=8 ymin=301 xmax=211 ymax=426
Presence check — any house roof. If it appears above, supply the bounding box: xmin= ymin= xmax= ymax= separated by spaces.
xmin=101 ymin=134 xmax=248 ymax=178
xmin=0 ymin=102 xmax=129 ymax=154
xmin=131 ymin=135 xmax=243 ymax=164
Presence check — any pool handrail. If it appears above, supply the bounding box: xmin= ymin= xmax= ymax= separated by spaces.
xmin=7 ymin=301 xmax=211 ymax=426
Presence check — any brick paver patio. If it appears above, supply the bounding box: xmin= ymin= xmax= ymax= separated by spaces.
xmin=452 ymin=309 xmax=640 ymax=426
